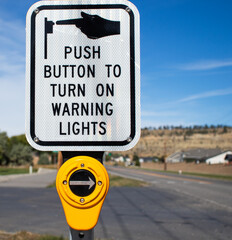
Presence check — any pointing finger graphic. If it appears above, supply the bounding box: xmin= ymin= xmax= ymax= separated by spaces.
xmin=56 ymin=11 xmax=120 ymax=39
xmin=56 ymin=18 xmax=83 ymax=28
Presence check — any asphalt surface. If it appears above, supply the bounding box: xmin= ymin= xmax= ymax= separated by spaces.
xmin=106 ymin=166 xmax=232 ymax=211
xmin=0 ymin=166 xmax=231 ymax=240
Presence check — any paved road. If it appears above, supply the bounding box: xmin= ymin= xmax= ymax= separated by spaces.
xmin=0 ymin=167 xmax=231 ymax=240
xmin=107 ymin=166 xmax=232 ymax=211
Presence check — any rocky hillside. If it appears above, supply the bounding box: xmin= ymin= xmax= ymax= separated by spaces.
xmin=121 ymin=126 xmax=232 ymax=158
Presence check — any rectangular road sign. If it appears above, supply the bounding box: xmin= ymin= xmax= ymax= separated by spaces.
xmin=25 ymin=0 xmax=140 ymax=151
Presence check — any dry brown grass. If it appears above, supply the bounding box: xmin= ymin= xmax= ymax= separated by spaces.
xmin=109 ymin=174 xmax=148 ymax=187
xmin=0 ymin=231 xmax=111 ymax=240
xmin=120 ymin=127 xmax=232 ymax=158
xmin=0 ymin=231 xmax=40 ymax=240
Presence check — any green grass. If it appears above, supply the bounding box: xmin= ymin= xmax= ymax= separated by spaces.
xmin=181 ymin=171 xmax=232 ymax=180
xmin=0 ymin=167 xmax=37 ymax=175
xmin=47 ymin=181 xmax=56 ymax=188
xmin=142 ymin=168 xmax=232 ymax=181
xmin=109 ymin=174 xmax=147 ymax=187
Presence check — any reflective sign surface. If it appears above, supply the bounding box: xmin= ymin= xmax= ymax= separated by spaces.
xmin=26 ymin=0 xmax=140 ymax=151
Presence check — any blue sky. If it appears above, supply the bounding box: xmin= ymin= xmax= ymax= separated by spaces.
xmin=0 ymin=0 xmax=232 ymax=136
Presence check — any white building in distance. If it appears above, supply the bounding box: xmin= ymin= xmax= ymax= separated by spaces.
xmin=206 ymin=151 xmax=232 ymax=164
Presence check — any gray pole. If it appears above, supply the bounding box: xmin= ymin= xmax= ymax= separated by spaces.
xmin=69 ymin=228 xmax=94 ymax=240
xmin=38 ymin=2 xmax=106 ymax=240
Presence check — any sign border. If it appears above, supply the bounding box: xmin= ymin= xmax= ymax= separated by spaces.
xmin=29 ymin=4 xmax=136 ymax=148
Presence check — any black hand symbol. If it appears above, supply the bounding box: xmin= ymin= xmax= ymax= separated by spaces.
xmin=56 ymin=12 xmax=120 ymax=39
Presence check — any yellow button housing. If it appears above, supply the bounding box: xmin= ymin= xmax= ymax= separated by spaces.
xmin=56 ymin=156 xmax=109 ymax=230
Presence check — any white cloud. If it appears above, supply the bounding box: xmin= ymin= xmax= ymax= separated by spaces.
xmin=142 ymin=110 xmax=178 ymax=117
xmin=177 ymin=88 xmax=232 ymax=103
xmin=0 ymin=53 xmax=25 ymax=77
xmin=0 ymin=17 xmax=25 ymax=80
xmin=176 ymin=59 xmax=232 ymax=71
xmin=0 ymin=18 xmax=25 ymax=45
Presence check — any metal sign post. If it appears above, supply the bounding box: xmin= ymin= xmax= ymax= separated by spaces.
xmin=25 ymin=0 xmax=140 ymax=239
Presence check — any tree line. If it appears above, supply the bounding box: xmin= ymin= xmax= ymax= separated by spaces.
xmin=0 ymin=132 xmax=33 ymax=166
xmin=141 ymin=125 xmax=231 ymax=137
xmin=142 ymin=124 xmax=231 ymax=131
xmin=1 ymin=125 xmax=231 ymax=166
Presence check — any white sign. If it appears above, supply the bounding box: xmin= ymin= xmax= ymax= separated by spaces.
xmin=25 ymin=0 xmax=140 ymax=151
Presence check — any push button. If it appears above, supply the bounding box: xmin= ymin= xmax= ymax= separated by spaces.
xmin=56 ymin=156 xmax=109 ymax=230
xmin=69 ymin=169 xmax=96 ymax=197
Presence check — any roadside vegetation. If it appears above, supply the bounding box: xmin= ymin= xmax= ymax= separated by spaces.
xmin=109 ymin=174 xmax=147 ymax=187
xmin=0 ymin=131 xmax=55 ymax=167
xmin=1 ymin=125 xmax=231 ymax=178
xmin=143 ymin=168 xmax=232 ymax=181
xmin=0 ymin=132 xmax=33 ymax=166
xmin=0 ymin=231 xmax=66 ymax=240
xmin=0 ymin=167 xmax=37 ymax=175
xmin=0 ymin=231 xmax=112 ymax=240
xmin=180 ymin=171 xmax=232 ymax=181
xmin=116 ymin=125 xmax=232 ymax=159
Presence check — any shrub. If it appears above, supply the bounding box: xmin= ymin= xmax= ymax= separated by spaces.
xmin=38 ymin=153 xmax=50 ymax=165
